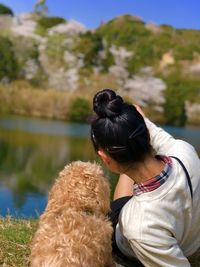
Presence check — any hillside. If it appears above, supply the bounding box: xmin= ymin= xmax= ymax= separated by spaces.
xmin=0 ymin=3 xmax=200 ymax=126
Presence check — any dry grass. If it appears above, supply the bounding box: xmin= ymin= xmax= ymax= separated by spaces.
xmin=0 ymin=74 xmax=119 ymax=121
xmin=0 ymin=78 xmax=163 ymax=124
xmin=0 ymin=81 xmax=76 ymax=120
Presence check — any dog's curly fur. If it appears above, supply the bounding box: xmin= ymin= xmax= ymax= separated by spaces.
xmin=30 ymin=161 xmax=114 ymax=267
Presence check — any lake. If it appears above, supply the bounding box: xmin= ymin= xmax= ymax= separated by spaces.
xmin=0 ymin=115 xmax=200 ymax=218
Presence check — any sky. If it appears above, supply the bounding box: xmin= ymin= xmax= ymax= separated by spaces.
xmin=1 ymin=0 xmax=200 ymax=30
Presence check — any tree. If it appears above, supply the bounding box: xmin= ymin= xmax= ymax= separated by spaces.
xmin=163 ymin=72 xmax=187 ymax=127
xmin=34 ymin=0 xmax=48 ymax=16
xmin=0 ymin=37 xmax=18 ymax=81
xmin=164 ymin=85 xmax=187 ymax=127
xmin=37 ymin=17 xmax=65 ymax=30
xmin=68 ymin=97 xmax=92 ymax=122
xmin=0 ymin=3 xmax=14 ymax=16
xmin=75 ymin=32 xmax=103 ymax=69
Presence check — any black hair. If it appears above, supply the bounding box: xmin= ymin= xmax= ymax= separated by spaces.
xmin=90 ymin=89 xmax=152 ymax=164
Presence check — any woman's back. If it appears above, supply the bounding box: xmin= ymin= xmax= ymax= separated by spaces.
xmin=117 ymin=120 xmax=200 ymax=266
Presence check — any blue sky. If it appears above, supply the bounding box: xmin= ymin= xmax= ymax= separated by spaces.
xmin=1 ymin=0 xmax=200 ymax=30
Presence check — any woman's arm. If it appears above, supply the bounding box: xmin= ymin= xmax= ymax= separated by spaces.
xmin=144 ymin=118 xmax=176 ymax=155
xmin=113 ymin=174 xmax=134 ymax=200
xmin=130 ymin=238 xmax=191 ymax=267
xmin=135 ymin=105 xmax=176 ymax=155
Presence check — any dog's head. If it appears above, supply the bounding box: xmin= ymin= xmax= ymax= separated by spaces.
xmin=46 ymin=161 xmax=111 ymax=215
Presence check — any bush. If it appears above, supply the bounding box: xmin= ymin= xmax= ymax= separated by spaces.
xmin=68 ymin=97 xmax=92 ymax=122
xmin=163 ymin=71 xmax=187 ymax=127
xmin=36 ymin=16 xmax=65 ymax=35
xmin=0 ymin=36 xmax=18 ymax=81
xmin=163 ymin=69 xmax=200 ymax=126
xmin=164 ymin=86 xmax=187 ymax=127
xmin=97 ymin=15 xmax=150 ymax=47
xmin=45 ymin=33 xmax=67 ymax=66
xmin=101 ymin=49 xmax=115 ymax=72
xmin=38 ymin=16 xmax=65 ymax=28
xmin=0 ymin=3 xmax=13 ymax=16
xmin=75 ymin=31 xmax=103 ymax=69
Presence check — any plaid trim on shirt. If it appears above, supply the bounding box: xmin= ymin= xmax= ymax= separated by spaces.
xmin=133 ymin=155 xmax=172 ymax=196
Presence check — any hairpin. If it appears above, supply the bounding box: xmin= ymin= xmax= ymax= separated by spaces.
xmin=105 ymin=146 xmax=127 ymax=154
xmin=91 ymin=130 xmax=97 ymax=144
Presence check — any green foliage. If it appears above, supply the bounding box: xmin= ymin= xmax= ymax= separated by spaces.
xmin=75 ymin=31 xmax=103 ymax=69
xmin=0 ymin=12 xmax=200 ymax=125
xmin=101 ymin=49 xmax=115 ymax=72
xmin=0 ymin=3 xmax=13 ymax=16
xmin=38 ymin=16 xmax=65 ymax=29
xmin=36 ymin=16 xmax=65 ymax=35
xmin=68 ymin=97 xmax=92 ymax=122
xmin=0 ymin=36 xmax=18 ymax=81
xmin=12 ymin=37 xmax=39 ymax=62
xmin=127 ymin=43 xmax=155 ymax=73
xmin=97 ymin=15 xmax=174 ymax=73
xmin=33 ymin=0 xmax=48 ymax=16
xmin=45 ymin=33 xmax=67 ymax=66
xmin=149 ymin=32 xmax=173 ymax=59
xmin=96 ymin=15 xmax=200 ymax=75
xmin=173 ymin=30 xmax=200 ymax=61
xmin=163 ymin=70 xmax=200 ymax=126
xmin=160 ymin=24 xmax=174 ymax=33
xmin=97 ymin=15 xmax=150 ymax=47
xmin=164 ymin=84 xmax=187 ymax=127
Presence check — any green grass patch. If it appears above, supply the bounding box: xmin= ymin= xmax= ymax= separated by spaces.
xmin=0 ymin=217 xmax=37 ymax=267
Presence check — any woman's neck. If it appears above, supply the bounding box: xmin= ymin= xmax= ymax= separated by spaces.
xmin=123 ymin=155 xmax=165 ymax=184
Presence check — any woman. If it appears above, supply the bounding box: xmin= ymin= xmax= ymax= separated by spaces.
xmin=90 ymin=89 xmax=200 ymax=267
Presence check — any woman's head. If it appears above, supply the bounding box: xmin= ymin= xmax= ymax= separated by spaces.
xmin=91 ymin=89 xmax=152 ymax=169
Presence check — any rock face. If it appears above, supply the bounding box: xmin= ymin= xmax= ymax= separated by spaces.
xmin=11 ymin=13 xmax=40 ymax=40
xmin=108 ymin=45 xmax=133 ymax=85
xmin=122 ymin=68 xmax=166 ymax=110
xmin=48 ymin=20 xmax=87 ymax=36
xmin=145 ymin=22 xmax=162 ymax=34
xmin=0 ymin=15 xmax=12 ymax=32
xmin=185 ymin=63 xmax=200 ymax=75
xmin=5 ymin=13 xmax=88 ymax=91
xmin=185 ymin=101 xmax=200 ymax=125
xmin=159 ymin=51 xmax=175 ymax=69
xmin=1 ymin=11 xmax=200 ymax=125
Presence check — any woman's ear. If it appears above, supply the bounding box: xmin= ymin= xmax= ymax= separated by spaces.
xmin=97 ymin=149 xmax=110 ymax=165
xmin=97 ymin=149 xmax=120 ymax=173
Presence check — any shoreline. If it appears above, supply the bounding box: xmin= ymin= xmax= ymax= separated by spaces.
xmin=0 ymin=83 xmax=200 ymax=126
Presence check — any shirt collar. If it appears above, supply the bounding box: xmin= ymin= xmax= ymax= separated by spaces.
xmin=133 ymin=155 xmax=172 ymax=196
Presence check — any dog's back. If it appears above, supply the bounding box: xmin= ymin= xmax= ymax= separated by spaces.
xmin=30 ymin=161 xmax=114 ymax=267
xmin=31 ymin=209 xmax=113 ymax=267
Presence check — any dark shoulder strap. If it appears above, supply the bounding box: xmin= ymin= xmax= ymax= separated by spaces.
xmin=170 ymin=156 xmax=193 ymax=200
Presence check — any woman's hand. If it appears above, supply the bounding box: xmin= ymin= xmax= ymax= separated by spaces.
xmin=134 ymin=105 xmax=146 ymax=118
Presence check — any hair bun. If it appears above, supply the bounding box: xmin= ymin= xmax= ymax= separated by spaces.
xmin=93 ymin=89 xmax=123 ymax=118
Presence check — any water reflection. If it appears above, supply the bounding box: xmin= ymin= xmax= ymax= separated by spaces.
xmin=0 ymin=116 xmax=199 ymax=218
xmin=0 ymin=119 xmax=100 ymax=217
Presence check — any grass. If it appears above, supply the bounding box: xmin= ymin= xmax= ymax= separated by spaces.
xmin=0 ymin=217 xmax=200 ymax=266
xmin=0 ymin=217 xmax=37 ymax=267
